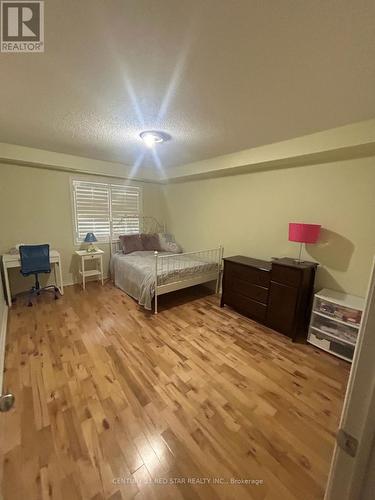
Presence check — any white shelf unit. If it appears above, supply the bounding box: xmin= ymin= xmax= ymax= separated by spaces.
xmin=307 ymin=288 xmax=365 ymax=362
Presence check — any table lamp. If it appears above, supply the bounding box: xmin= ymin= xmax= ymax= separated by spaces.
xmin=84 ymin=232 xmax=98 ymax=253
xmin=289 ymin=223 xmax=321 ymax=263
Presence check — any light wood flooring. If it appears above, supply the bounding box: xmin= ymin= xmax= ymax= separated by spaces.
xmin=0 ymin=282 xmax=350 ymax=500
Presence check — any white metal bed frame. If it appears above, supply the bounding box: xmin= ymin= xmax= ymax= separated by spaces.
xmin=110 ymin=216 xmax=223 ymax=313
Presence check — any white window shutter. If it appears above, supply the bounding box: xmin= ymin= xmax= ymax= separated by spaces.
xmin=111 ymin=185 xmax=141 ymax=239
xmin=72 ymin=180 xmax=142 ymax=244
xmin=73 ymin=181 xmax=110 ymax=243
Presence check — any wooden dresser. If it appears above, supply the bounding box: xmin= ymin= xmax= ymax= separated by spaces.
xmin=221 ymin=256 xmax=318 ymax=341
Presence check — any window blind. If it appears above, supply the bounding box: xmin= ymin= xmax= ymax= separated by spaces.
xmin=73 ymin=181 xmax=110 ymax=243
xmin=111 ymin=184 xmax=140 ymax=239
xmin=72 ymin=180 xmax=141 ymax=243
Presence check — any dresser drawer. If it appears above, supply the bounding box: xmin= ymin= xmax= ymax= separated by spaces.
xmin=226 ymin=276 xmax=268 ymax=304
xmin=221 ymin=255 xmax=317 ymax=341
xmin=223 ymin=291 xmax=267 ymax=322
xmin=271 ymin=263 xmax=301 ymax=287
xmin=224 ymin=261 xmax=270 ymax=288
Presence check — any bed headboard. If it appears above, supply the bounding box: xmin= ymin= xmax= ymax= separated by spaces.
xmin=110 ymin=216 xmax=166 ymax=255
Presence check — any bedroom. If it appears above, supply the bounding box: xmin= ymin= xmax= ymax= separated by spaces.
xmin=1 ymin=1 xmax=375 ymax=499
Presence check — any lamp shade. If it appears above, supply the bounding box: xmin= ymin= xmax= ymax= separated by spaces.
xmin=288 ymin=223 xmax=321 ymax=244
xmin=84 ymin=232 xmax=97 ymax=243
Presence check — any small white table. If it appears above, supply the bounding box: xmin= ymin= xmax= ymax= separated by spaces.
xmin=75 ymin=250 xmax=104 ymax=290
xmin=2 ymin=250 xmax=64 ymax=307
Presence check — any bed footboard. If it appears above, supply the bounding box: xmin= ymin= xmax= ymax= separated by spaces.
xmin=153 ymin=246 xmax=224 ymax=314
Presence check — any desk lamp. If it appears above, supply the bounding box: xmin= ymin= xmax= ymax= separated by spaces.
xmin=84 ymin=232 xmax=98 ymax=253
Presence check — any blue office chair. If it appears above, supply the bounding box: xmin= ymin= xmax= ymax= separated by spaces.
xmin=19 ymin=244 xmax=59 ymax=307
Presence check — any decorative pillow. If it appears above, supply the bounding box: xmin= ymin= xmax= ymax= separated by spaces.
xmin=119 ymin=234 xmax=143 ymax=254
xmin=158 ymin=233 xmax=183 ymax=253
xmin=140 ymin=233 xmax=161 ymax=251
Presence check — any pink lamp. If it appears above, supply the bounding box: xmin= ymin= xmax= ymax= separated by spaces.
xmin=289 ymin=223 xmax=321 ymax=263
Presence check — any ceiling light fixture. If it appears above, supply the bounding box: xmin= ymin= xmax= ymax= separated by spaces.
xmin=140 ymin=130 xmax=167 ymax=148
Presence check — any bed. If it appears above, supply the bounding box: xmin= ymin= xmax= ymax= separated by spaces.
xmin=110 ymin=217 xmax=223 ymax=313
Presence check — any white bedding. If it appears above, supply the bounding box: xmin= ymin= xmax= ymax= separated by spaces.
xmin=110 ymin=250 xmax=218 ymax=310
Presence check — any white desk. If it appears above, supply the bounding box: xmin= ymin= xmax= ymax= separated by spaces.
xmin=2 ymin=250 xmax=64 ymax=307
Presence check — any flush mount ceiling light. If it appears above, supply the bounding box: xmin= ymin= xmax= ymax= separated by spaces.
xmin=139 ymin=130 xmax=169 ymax=148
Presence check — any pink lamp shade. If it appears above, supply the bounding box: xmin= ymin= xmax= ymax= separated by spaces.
xmin=289 ymin=223 xmax=321 ymax=244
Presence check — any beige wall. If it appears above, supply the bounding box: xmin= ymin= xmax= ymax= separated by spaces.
xmin=362 ymin=434 xmax=375 ymax=499
xmin=163 ymin=158 xmax=375 ymax=297
xmin=167 ymin=119 xmax=375 ymax=181
xmin=1 ymin=155 xmax=374 ymax=300
xmin=0 ymin=163 xmax=167 ymax=296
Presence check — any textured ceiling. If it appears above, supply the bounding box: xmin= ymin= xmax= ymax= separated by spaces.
xmin=0 ymin=0 xmax=375 ymax=173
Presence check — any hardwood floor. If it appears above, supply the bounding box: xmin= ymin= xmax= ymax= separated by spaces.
xmin=0 ymin=282 xmax=350 ymax=500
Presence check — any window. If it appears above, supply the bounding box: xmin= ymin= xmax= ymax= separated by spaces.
xmin=72 ymin=180 xmax=142 ymax=244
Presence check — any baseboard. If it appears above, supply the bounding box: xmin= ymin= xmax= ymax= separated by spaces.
xmin=0 ymin=303 xmax=9 ymax=393
xmin=63 ymin=274 xmax=110 ymax=287
xmin=11 ymin=274 xmax=111 ymax=297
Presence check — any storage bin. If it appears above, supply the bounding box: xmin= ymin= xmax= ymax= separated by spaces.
xmin=307 ymin=288 xmax=364 ymax=363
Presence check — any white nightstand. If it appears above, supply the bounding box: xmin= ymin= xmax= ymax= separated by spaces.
xmin=75 ymin=249 xmax=104 ymax=290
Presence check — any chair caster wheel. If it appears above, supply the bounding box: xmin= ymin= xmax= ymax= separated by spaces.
xmin=54 ymin=295 xmax=58 ymax=300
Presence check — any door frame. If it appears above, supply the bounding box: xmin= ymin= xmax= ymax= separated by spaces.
xmin=325 ymin=257 xmax=375 ymax=499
